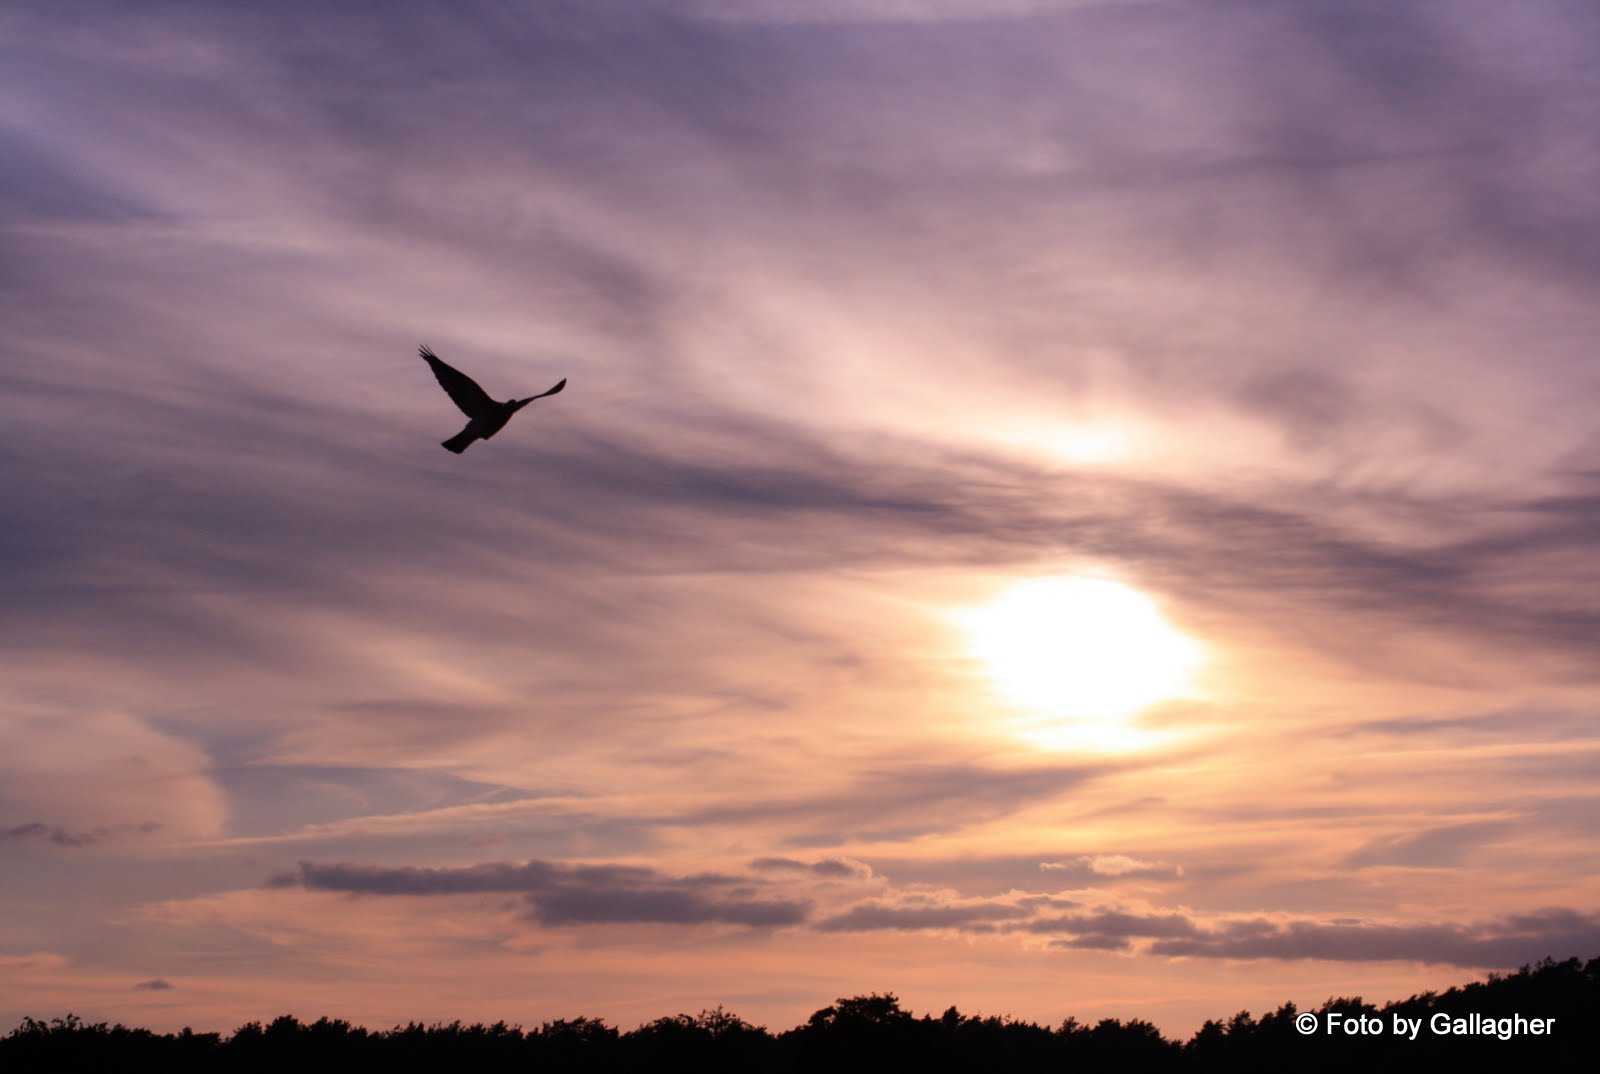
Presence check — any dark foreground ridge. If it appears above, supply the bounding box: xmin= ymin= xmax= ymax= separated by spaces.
xmin=5 ymin=957 xmax=1597 ymax=1072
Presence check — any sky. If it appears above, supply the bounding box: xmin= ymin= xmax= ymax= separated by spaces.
xmin=2 ymin=0 xmax=1598 ymax=1038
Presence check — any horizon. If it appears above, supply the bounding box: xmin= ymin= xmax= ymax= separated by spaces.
xmin=3 ymin=0 xmax=1598 ymax=1040
xmin=6 ymin=958 xmax=1592 ymax=1040
xmin=8 ymin=957 xmax=1597 ymax=1073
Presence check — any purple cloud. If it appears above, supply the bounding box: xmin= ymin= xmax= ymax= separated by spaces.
xmin=272 ymin=858 xmax=811 ymax=928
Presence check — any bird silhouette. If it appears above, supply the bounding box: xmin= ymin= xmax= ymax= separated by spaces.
xmin=420 ymin=345 xmax=567 ymax=453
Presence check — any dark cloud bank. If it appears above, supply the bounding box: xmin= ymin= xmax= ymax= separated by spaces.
xmin=275 ymin=856 xmax=1600 ymax=968
xmin=274 ymin=859 xmax=810 ymax=927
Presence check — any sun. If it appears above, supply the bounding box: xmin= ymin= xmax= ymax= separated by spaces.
xmin=955 ymin=575 xmax=1202 ymax=749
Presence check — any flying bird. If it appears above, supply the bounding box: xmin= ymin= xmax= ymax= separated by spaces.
xmin=419 ymin=345 xmax=567 ymax=453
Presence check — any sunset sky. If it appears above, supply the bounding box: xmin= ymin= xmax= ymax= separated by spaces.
xmin=3 ymin=0 xmax=1598 ymax=1037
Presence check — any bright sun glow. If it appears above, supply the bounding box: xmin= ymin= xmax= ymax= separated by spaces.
xmin=991 ymin=422 xmax=1131 ymax=465
xmin=957 ymin=575 xmax=1202 ymax=750
xmin=1034 ymin=425 xmax=1129 ymax=464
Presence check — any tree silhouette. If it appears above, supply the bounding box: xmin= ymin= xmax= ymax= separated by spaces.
xmin=4 ymin=957 xmax=1596 ymax=1072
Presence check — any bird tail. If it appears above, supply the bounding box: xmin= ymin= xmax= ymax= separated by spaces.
xmin=441 ymin=431 xmax=473 ymax=453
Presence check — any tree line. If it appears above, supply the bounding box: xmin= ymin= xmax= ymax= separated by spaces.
xmin=4 ymin=956 xmax=1595 ymax=1071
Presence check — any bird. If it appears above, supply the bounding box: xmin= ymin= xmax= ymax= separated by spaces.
xmin=419 ymin=344 xmax=567 ymax=453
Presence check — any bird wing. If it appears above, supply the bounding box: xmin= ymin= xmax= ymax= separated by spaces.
xmin=528 ymin=377 xmax=567 ymax=401
xmin=420 ymin=345 xmax=495 ymax=418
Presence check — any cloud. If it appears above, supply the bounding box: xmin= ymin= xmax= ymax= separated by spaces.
xmin=1344 ymin=822 xmax=1510 ymax=870
xmin=691 ymin=762 xmax=1114 ymax=844
xmin=0 ymin=951 xmax=68 ymax=972
xmin=213 ymin=765 xmax=542 ymax=840
xmin=817 ymin=899 xmax=1032 ymax=932
xmin=272 ymin=858 xmax=812 ymax=928
xmin=1 ymin=821 xmax=162 ymax=848
xmin=1041 ymin=855 xmax=1182 ymax=880
xmin=860 ymin=852 xmax=1180 ymax=896
xmin=1151 ymin=908 xmax=1600 ymax=968
xmin=270 ymin=860 xmax=562 ymax=895
xmin=4 ymin=0 xmax=1596 ymax=694
xmin=794 ymin=887 xmax=1600 ymax=971
xmin=534 ymin=886 xmax=806 ymax=928
xmin=0 ymin=710 xmax=222 ymax=844
xmin=132 ymin=978 xmax=174 ymax=991
xmin=683 ymin=0 xmax=1118 ymax=26
xmin=1055 ymin=934 xmax=1131 ymax=951
xmin=1024 ymin=910 xmax=1201 ymax=940
xmin=749 ymin=856 xmax=874 ymax=879
xmin=1347 ymin=710 xmax=1593 ymax=742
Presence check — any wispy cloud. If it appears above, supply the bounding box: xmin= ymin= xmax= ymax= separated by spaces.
xmin=1042 ymin=855 xmax=1182 ymax=880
